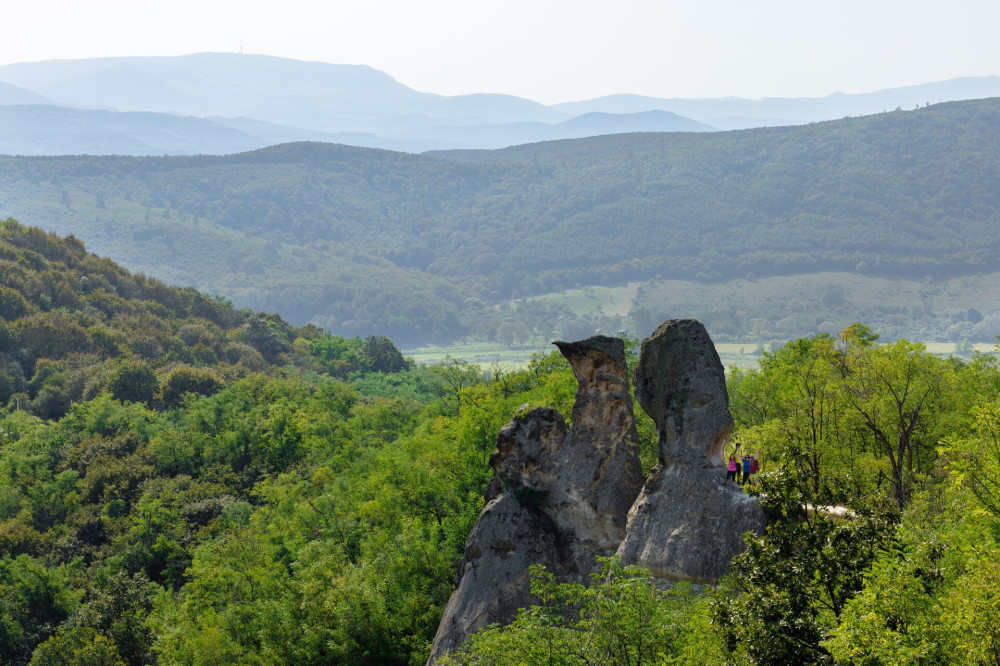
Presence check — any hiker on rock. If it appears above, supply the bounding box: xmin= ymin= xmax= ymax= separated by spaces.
xmin=726 ymin=452 xmax=740 ymax=487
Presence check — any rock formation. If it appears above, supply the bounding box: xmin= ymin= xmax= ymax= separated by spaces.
xmin=427 ymin=320 xmax=765 ymax=663
xmin=616 ymin=319 xmax=765 ymax=582
xmin=426 ymin=335 xmax=645 ymax=663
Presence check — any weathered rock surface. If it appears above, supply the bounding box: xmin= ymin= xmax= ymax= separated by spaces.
xmin=428 ymin=321 xmax=765 ymax=663
xmin=427 ymin=336 xmax=644 ymax=664
xmin=616 ymin=319 xmax=766 ymax=582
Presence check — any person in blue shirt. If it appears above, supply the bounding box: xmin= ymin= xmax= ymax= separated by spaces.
xmin=741 ymin=454 xmax=752 ymax=486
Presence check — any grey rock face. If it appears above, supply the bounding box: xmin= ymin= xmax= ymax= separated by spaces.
xmin=426 ymin=491 xmax=569 ymax=661
xmin=549 ymin=337 xmax=646 ymax=554
xmin=427 ymin=336 xmax=644 ymax=664
xmin=428 ymin=323 xmax=765 ymax=663
xmin=631 ymin=318 xmax=732 ymax=468
xmin=616 ymin=465 xmax=764 ymax=582
xmin=617 ymin=319 xmax=766 ymax=582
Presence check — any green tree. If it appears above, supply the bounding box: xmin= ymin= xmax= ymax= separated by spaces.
xmin=0 ymin=556 xmax=83 ymax=666
xmin=442 ymin=558 xmax=717 ymax=666
xmin=106 ymin=362 xmax=158 ymax=406
xmin=823 ymin=474 xmax=1000 ymax=665
xmin=238 ymin=314 xmax=291 ymax=362
xmin=29 ymin=628 xmax=125 ymax=666
xmin=941 ymin=398 xmax=1000 ymax=527
xmin=360 ymin=334 xmax=409 ymax=373
xmin=839 ymin=338 xmax=956 ymax=508
xmin=0 ymin=286 xmax=32 ymax=320
xmin=711 ymin=466 xmax=899 ymax=666
xmin=160 ymin=367 xmax=224 ymax=408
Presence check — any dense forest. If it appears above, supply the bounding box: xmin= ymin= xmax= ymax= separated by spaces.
xmin=1 ymin=224 xmax=999 ymax=664
xmin=0 ymin=222 xmax=579 ymax=664
xmin=3 ymin=98 xmax=1000 ymax=345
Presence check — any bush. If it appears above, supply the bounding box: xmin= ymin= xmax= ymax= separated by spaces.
xmin=106 ymin=362 xmax=157 ymax=406
xmin=161 ymin=367 xmax=224 ymax=407
xmin=0 ymin=286 xmax=32 ymax=319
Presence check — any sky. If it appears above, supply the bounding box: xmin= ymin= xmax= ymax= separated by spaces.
xmin=4 ymin=0 xmax=1000 ymax=105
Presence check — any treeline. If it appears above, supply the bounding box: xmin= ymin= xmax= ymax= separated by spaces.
xmin=3 ymin=99 xmax=1000 ymax=344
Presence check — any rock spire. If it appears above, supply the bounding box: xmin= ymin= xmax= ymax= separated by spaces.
xmin=616 ymin=319 xmax=765 ymax=582
xmin=426 ymin=335 xmax=644 ymax=663
xmin=428 ymin=321 xmax=765 ymax=663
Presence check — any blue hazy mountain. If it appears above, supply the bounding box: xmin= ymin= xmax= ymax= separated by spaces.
xmin=1 ymin=54 xmax=999 ymax=154
xmin=0 ymin=81 xmax=51 ymax=105
xmin=0 ymin=54 xmax=717 ymax=153
xmin=0 ymin=105 xmax=265 ymax=155
xmin=382 ymin=110 xmax=716 ymax=150
xmin=542 ymin=110 xmax=714 ymax=138
xmin=552 ymin=77 xmax=1000 ymax=129
xmin=0 ymin=53 xmax=567 ymax=135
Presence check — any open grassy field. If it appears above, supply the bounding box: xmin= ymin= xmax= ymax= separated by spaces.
xmin=406 ymin=340 xmax=998 ymax=372
xmin=404 ymin=342 xmax=543 ymax=369
xmin=521 ymin=283 xmax=640 ymax=317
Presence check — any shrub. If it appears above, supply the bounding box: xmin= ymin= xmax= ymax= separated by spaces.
xmin=161 ymin=367 xmax=224 ymax=407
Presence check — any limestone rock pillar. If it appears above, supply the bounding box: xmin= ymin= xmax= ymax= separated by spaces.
xmin=616 ymin=319 xmax=765 ymax=582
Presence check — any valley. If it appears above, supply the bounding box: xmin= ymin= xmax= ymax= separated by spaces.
xmin=4 ymin=97 xmax=1000 ymax=349
xmin=3 ymin=46 xmax=1000 ymax=665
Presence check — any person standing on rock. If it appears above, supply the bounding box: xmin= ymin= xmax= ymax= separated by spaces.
xmin=741 ymin=453 xmax=752 ymax=486
xmin=726 ymin=452 xmax=740 ymax=487
xmin=748 ymin=453 xmax=760 ymax=485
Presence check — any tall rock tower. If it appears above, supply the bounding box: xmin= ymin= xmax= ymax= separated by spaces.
xmin=427 ymin=321 xmax=765 ymax=664
xmin=426 ymin=335 xmax=645 ymax=663
xmin=616 ymin=319 xmax=765 ymax=581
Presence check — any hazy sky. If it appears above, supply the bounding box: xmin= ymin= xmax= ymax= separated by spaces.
xmin=4 ymin=0 xmax=999 ymax=104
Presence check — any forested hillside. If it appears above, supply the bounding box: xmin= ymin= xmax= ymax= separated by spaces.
xmin=0 ymin=222 xmax=584 ymax=664
xmin=3 ymin=98 xmax=1000 ymax=345
xmin=1 ymin=224 xmax=999 ymax=664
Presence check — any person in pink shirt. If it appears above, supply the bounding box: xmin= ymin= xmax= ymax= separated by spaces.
xmin=726 ymin=452 xmax=740 ymax=487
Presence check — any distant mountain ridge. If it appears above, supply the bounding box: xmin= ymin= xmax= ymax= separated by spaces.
xmin=0 ymin=104 xmax=717 ymax=156
xmin=0 ymin=81 xmax=50 ymax=105
xmin=1 ymin=53 xmax=999 ymax=154
xmin=0 ymin=53 xmax=564 ymax=133
xmin=552 ymin=77 xmax=1000 ymax=129
xmin=0 ymin=105 xmax=264 ymax=155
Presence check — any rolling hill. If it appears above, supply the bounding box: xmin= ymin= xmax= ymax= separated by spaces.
xmin=2 ymin=98 xmax=1000 ymax=346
